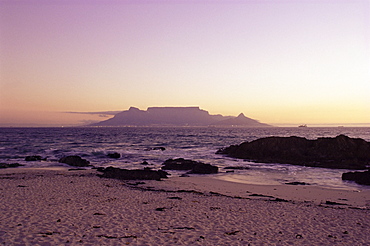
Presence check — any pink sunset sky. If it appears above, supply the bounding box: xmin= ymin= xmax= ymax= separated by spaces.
xmin=0 ymin=0 xmax=369 ymax=127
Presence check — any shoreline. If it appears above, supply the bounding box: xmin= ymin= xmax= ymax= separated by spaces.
xmin=1 ymin=168 xmax=369 ymax=245
xmin=2 ymin=167 xmax=370 ymax=208
xmin=147 ymin=175 xmax=370 ymax=208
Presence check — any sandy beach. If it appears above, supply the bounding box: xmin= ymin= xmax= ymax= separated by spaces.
xmin=1 ymin=168 xmax=369 ymax=245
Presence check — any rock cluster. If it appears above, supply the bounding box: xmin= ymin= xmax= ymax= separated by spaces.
xmin=25 ymin=156 xmax=46 ymax=161
xmin=145 ymin=147 xmax=166 ymax=151
xmin=161 ymin=158 xmax=218 ymax=174
xmin=217 ymin=135 xmax=370 ymax=169
xmin=107 ymin=153 xmax=121 ymax=159
xmin=97 ymin=167 xmax=168 ymax=181
xmin=59 ymin=156 xmax=91 ymax=167
xmin=0 ymin=163 xmax=24 ymax=169
xmin=342 ymin=170 xmax=370 ymax=185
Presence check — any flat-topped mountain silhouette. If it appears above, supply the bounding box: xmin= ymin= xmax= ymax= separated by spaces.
xmin=90 ymin=107 xmax=272 ymax=127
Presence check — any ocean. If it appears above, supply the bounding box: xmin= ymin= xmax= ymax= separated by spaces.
xmin=1 ymin=127 xmax=369 ymax=191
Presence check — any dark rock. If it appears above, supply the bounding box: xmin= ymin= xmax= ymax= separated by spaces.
xmin=161 ymin=158 xmax=218 ymax=174
xmin=273 ymin=198 xmax=289 ymax=202
xmin=223 ymin=166 xmax=250 ymax=170
xmin=249 ymin=193 xmax=275 ymax=198
xmin=188 ymin=163 xmax=218 ymax=174
xmin=217 ymin=135 xmax=370 ymax=169
xmin=25 ymin=156 xmax=46 ymax=161
xmin=0 ymin=163 xmax=24 ymax=169
xmin=95 ymin=167 xmax=105 ymax=172
xmin=107 ymin=152 xmax=120 ymax=159
xmin=285 ymin=182 xmax=310 ymax=185
xmin=162 ymin=158 xmax=197 ymax=170
xmin=93 ymin=212 xmax=106 ymax=216
xmin=225 ymin=230 xmax=240 ymax=235
xmin=167 ymin=196 xmax=182 ymax=200
xmin=325 ymin=201 xmax=348 ymax=206
xmin=145 ymin=147 xmax=166 ymax=151
xmin=97 ymin=166 xmax=168 ymax=181
xmin=157 ymin=170 xmax=170 ymax=179
xmin=59 ymin=156 xmax=90 ymax=167
xmin=342 ymin=170 xmax=370 ymax=185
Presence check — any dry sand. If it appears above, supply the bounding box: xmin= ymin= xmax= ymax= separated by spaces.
xmin=1 ymin=168 xmax=369 ymax=245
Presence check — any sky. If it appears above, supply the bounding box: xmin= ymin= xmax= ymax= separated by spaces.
xmin=0 ymin=0 xmax=369 ymax=127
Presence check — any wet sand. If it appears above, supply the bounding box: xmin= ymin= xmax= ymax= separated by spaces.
xmin=1 ymin=168 xmax=369 ymax=245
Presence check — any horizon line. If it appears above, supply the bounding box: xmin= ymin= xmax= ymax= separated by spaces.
xmin=1 ymin=123 xmax=369 ymax=128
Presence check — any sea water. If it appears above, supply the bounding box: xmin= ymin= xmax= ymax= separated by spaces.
xmin=1 ymin=127 xmax=369 ymax=190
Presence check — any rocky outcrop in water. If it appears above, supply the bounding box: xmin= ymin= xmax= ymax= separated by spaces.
xmin=0 ymin=163 xmax=24 ymax=169
xmin=59 ymin=156 xmax=91 ymax=167
xmin=216 ymin=135 xmax=370 ymax=169
xmin=162 ymin=158 xmax=218 ymax=174
xmin=145 ymin=147 xmax=166 ymax=151
xmin=25 ymin=156 xmax=46 ymax=161
xmin=107 ymin=153 xmax=121 ymax=159
xmin=97 ymin=167 xmax=168 ymax=181
xmin=342 ymin=170 xmax=370 ymax=185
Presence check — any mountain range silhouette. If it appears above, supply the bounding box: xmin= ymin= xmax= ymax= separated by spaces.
xmin=90 ymin=107 xmax=272 ymax=127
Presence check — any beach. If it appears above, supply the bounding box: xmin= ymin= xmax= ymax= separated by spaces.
xmin=1 ymin=168 xmax=369 ymax=245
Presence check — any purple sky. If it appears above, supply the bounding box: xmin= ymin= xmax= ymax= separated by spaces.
xmin=0 ymin=0 xmax=369 ymax=126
